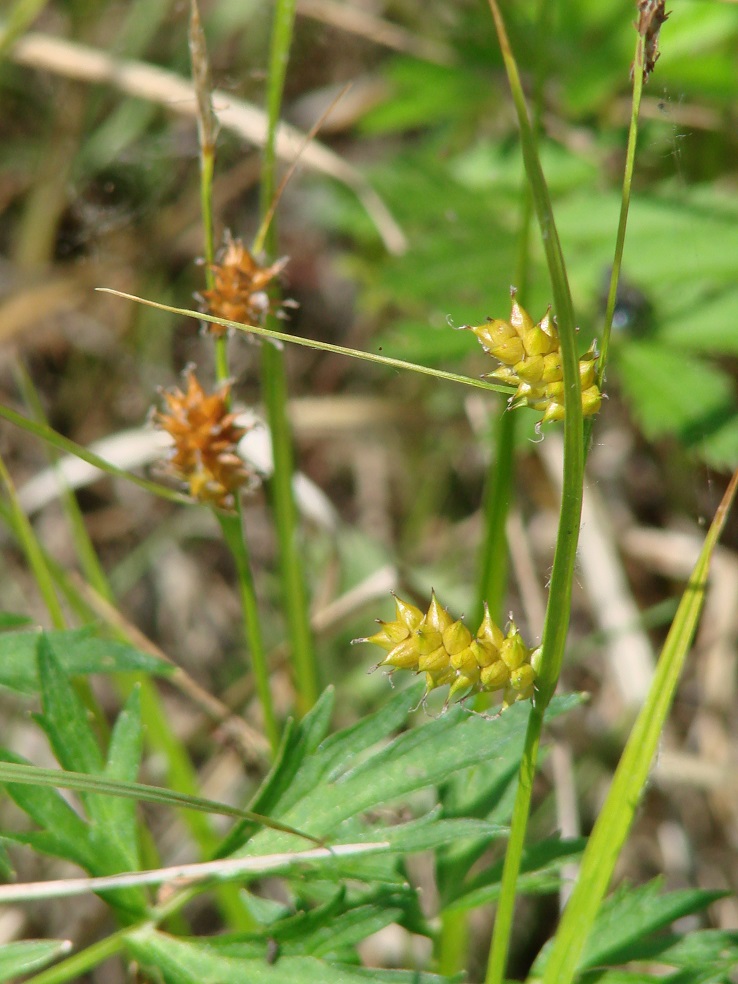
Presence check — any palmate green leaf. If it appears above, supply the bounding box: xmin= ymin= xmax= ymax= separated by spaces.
xmin=436 ymin=757 xmax=520 ymax=901
xmin=126 ymin=926 xmax=453 ymax=984
xmin=0 ymin=626 xmax=173 ymax=696
xmin=31 ymin=638 xmax=148 ymax=915
xmin=613 ymin=340 xmax=738 ymax=469
xmin=0 ymin=939 xmax=71 ymax=982
xmin=576 ymin=881 xmax=727 ymax=970
xmin=186 ymin=890 xmax=406 ymax=960
xmin=578 ymin=931 xmax=738 ymax=984
xmin=230 ymin=686 xmax=579 ymax=862
xmin=643 ymin=929 xmax=738 ymax=970
xmin=582 ymin=965 xmax=737 ymax=984
xmin=218 ymin=685 xmax=420 ymax=857
xmin=444 ymin=836 xmax=586 ymax=914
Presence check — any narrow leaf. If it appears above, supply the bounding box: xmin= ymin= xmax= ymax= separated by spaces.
xmin=0 ymin=402 xmax=190 ymax=504
xmin=0 ymin=940 xmax=71 ymax=982
xmin=36 ymin=634 xmax=105 ymax=777
xmin=539 ymin=468 xmax=738 ymax=984
xmin=0 ymin=761 xmax=319 ymax=842
xmin=93 ymin=686 xmax=143 ymax=868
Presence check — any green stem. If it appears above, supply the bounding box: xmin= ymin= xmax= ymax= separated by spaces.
xmin=597 ymin=42 xmax=645 ymax=390
xmin=218 ymin=511 xmax=280 ymax=751
xmin=483 ymin=2 xmax=585 ymax=981
xmin=188 ymin=0 xmax=277 ymax=751
xmin=99 ymin=291 xmax=515 ymax=397
xmin=259 ymin=0 xmax=319 ymax=714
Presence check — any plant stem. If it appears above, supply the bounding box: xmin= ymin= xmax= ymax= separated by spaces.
xmin=219 ymin=512 xmax=280 ymax=751
xmin=259 ymin=0 xmax=319 ymax=714
xmin=484 ymin=2 xmax=585 ymax=981
xmin=597 ymin=41 xmax=645 ymax=390
xmin=188 ymin=0 xmax=278 ymax=748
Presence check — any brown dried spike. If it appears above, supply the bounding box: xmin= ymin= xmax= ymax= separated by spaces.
xmin=634 ymin=0 xmax=670 ymax=82
xmin=155 ymin=369 xmax=252 ymax=509
xmin=199 ymin=234 xmax=289 ymax=337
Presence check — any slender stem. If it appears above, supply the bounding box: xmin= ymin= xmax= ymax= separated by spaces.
xmin=218 ymin=512 xmax=280 ymax=751
xmin=98 ymin=291 xmax=515 ymax=397
xmin=598 ymin=41 xmax=645 ymax=389
xmin=483 ymin=2 xmax=585 ymax=981
xmin=259 ymin=0 xmax=320 ymax=714
xmin=188 ymin=0 xmax=278 ymax=749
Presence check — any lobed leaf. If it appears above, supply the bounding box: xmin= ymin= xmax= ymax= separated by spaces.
xmin=0 ymin=627 xmax=173 ymax=696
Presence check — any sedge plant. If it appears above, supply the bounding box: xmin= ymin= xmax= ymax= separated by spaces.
xmin=0 ymin=2 xmax=737 ymax=983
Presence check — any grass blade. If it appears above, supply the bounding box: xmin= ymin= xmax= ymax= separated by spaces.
xmin=539 ymin=467 xmax=738 ymax=984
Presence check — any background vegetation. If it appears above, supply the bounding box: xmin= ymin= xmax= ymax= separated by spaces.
xmin=1 ymin=0 xmax=737 ymax=981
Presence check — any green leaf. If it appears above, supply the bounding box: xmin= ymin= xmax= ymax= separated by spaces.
xmin=125 ymin=926 xmax=452 ymax=984
xmin=0 ymin=749 xmax=96 ymax=871
xmin=613 ymin=340 xmax=738 ymax=468
xmin=538 ymin=471 xmax=738 ymax=984
xmin=237 ymin=692 xmax=579 ymax=859
xmin=0 ymin=761 xmax=317 ymax=839
xmin=0 ymin=627 xmax=173 ymax=696
xmin=578 ymin=881 xmax=727 ymax=970
xmin=359 ymin=59 xmax=486 ymax=135
xmin=189 ymin=891 xmax=405 ymax=960
xmin=93 ymin=685 xmax=143 ymax=868
xmin=0 ymin=840 xmax=13 ymax=879
xmin=0 ymin=939 xmax=71 ymax=982
xmin=0 ymin=402 xmax=190 ymax=505
xmin=647 ymin=929 xmax=738 ymax=969
xmin=0 ymin=612 xmax=33 ymax=630
xmin=218 ymin=685 xmax=422 ymax=858
xmin=36 ymin=634 xmax=105 ymax=777
xmin=444 ymin=836 xmax=586 ymax=913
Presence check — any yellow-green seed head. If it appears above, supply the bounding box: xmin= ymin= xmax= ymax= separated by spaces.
xmin=530 ymin=646 xmax=543 ymax=675
xmin=540 ymin=351 xmax=563 ymax=384
xmin=381 ymin=637 xmax=421 ymax=669
xmin=515 ymin=355 xmax=546 ymax=385
xmin=418 ymin=644 xmax=450 ymax=674
xmin=426 ymin=666 xmax=456 ymax=690
xmin=480 ymin=659 xmax=510 ymax=691
xmin=394 ymin=594 xmax=424 ymax=631
xmin=442 ymin=619 xmax=473 ymax=656
xmin=582 ymin=384 xmax=602 ymax=417
xmin=449 ymin=669 xmax=480 ymax=700
xmin=426 ymin=592 xmax=454 ymax=633
xmin=477 ymin=605 xmax=505 ymax=650
xmin=469 ymin=317 xmax=517 ymax=353
xmin=471 ymin=638 xmax=498 ymax=668
xmin=510 ymin=664 xmax=536 ymax=694
xmin=415 ymin=625 xmax=443 ymax=656
xmin=500 ymin=626 xmax=528 ymax=671
xmin=365 ymin=620 xmax=410 ymax=651
xmin=522 ymin=324 xmax=558 ymax=358
xmin=491 ymin=335 xmax=526 ymax=366
xmin=450 ymin=644 xmax=480 ymax=676
xmin=509 ymin=294 xmax=535 ymax=336
xmin=361 ymin=593 xmax=538 ymax=712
